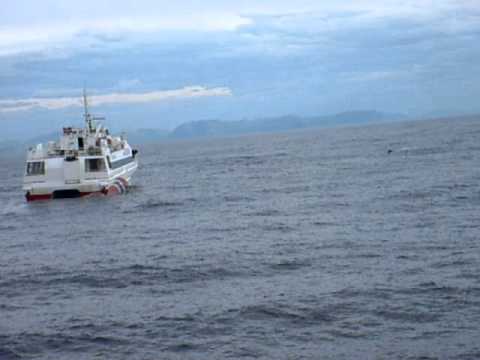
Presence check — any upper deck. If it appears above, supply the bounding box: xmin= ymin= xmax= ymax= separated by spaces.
xmin=26 ymin=90 xmax=129 ymax=161
xmin=26 ymin=127 xmax=128 ymax=161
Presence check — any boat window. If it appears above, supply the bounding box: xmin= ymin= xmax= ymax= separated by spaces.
xmin=26 ymin=161 xmax=45 ymax=176
xmin=78 ymin=137 xmax=84 ymax=150
xmin=109 ymin=156 xmax=135 ymax=169
xmin=85 ymin=158 xmax=106 ymax=172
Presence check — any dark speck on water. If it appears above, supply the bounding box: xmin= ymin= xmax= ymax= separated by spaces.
xmin=1 ymin=117 xmax=480 ymax=359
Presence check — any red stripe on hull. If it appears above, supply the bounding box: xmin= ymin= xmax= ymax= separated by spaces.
xmin=26 ymin=191 xmax=105 ymax=202
xmin=25 ymin=193 xmax=53 ymax=201
xmin=25 ymin=179 xmax=130 ymax=202
xmin=105 ymin=186 xmax=120 ymax=196
xmin=79 ymin=191 xmax=104 ymax=198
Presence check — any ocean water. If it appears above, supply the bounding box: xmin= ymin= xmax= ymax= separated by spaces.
xmin=1 ymin=117 xmax=480 ymax=359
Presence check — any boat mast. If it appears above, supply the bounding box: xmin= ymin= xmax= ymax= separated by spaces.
xmin=83 ymin=88 xmax=93 ymax=133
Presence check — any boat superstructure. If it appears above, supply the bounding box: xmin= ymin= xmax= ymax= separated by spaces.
xmin=23 ymin=91 xmax=138 ymax=201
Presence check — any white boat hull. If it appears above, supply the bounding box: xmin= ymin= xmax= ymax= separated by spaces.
xmin=24 ymin=158 xmax=138 ymax=201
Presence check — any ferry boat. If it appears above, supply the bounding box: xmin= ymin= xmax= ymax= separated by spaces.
xmin=23 ymin=91 xmax=138 ymax=201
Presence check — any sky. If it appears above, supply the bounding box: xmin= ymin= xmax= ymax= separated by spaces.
xmin=1 ymin=0 xmax=480 ymax=139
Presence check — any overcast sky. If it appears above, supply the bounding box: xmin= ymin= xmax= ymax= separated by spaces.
xmin=1 ymin=0 xmax=479 ymax=139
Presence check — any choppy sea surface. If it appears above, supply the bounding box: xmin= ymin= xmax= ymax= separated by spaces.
xmin=1 ymin=117 xmax=480 ymax=359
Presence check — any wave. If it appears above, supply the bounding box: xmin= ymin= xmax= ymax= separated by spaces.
xmin=1 ymin=264 xmax=245 ymax=298
xmin=0 ymin=332 xmax=129 ymax=358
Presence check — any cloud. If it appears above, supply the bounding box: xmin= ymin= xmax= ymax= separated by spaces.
xmin=0 ymin=86 xmax=232 ymax=113
xmin=0 ymin=14 xmax=253 ymax=56
xmin=1 ymin=1 xmax=478 ymax=58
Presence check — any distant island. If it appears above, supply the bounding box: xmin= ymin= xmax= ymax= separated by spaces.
xmin=130 ymin=110 xmax=406 ymax=143
xmin=2 ymin=110 xmax=406 ymax=150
